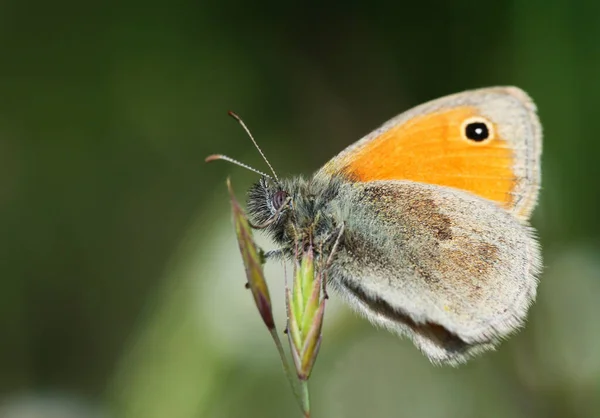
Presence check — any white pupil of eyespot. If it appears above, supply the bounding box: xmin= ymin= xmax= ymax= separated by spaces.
xmin=475 ymin=128 xmax=483 ymax=134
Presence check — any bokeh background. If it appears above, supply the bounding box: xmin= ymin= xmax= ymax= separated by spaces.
xmin=2 ymin=1 xmax=600 ymax=417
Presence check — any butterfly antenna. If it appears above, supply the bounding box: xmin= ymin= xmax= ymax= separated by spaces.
xmin=205 ymin=154 xmax=273 ymax=179
xmin=227 ymin=111 xmax=280 ymax=183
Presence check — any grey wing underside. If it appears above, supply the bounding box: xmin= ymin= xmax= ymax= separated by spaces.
xmin=328 ymin=180 xmax=541 ymax=365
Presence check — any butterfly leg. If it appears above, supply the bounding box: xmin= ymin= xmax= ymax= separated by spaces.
xmin=263 ymin=248 xmax=286 ymax=261
xmin=321 ymin=222 xmax=345 ymax=299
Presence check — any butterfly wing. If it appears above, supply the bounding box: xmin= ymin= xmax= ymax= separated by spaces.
xmin=327 ymin=180 xmax=541 ymax=364
xmin=317 ymin=86 xmax=542 ymax=220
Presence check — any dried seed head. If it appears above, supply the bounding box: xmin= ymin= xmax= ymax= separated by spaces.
xmin=228 ymin=178 xmax=275 ymax=330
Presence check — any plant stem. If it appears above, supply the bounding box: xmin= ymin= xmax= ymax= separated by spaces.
xmin=269 ymin=329 xmax=306 ymax=414
xmin=300 ymin=379 xmax=311 ymax=417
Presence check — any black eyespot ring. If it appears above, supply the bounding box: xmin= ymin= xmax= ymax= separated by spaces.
xmin=272 ymin=190 xmax=288 ymax=210
xmin=461 ymin=117 xmax=494 ymax=143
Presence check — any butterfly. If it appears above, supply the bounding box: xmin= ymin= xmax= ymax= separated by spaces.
xmin=209 ymin=86 xmax=542 ymax=365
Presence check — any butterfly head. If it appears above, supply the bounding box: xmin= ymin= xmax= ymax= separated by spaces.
xmin=246 ymin=176 xmax=291 ymax=242
xmin=246 ymin=174 xmax=346 ymax=259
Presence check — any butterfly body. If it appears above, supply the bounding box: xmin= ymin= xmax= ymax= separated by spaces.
xmin=240 ymin=86 xmax=542 ymax=365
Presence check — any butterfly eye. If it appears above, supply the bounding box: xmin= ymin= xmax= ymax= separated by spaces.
xmin=272 ymin=190 xmax=289 ymax=211
xmin=461 ymin=117 xmax=494 ymax=143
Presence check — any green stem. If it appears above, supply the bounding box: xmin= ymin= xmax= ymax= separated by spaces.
xmin=300 ymin=379 xmax=311 ymax=417
xmin=269 ymin=329 xmax=306 ymax=414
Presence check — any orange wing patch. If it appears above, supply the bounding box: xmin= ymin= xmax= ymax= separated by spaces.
xmin=336 ymin=106 xmax=516 ymax=208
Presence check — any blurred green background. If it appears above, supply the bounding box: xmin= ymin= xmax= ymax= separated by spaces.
xmin=1 ymin=1 xmax=600 ymax=417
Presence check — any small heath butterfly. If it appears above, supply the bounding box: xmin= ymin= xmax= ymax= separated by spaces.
xmin=208 ymin=86 xmax=542 ymax=365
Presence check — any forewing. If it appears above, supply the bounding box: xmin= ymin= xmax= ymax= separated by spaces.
xmin=317 ymin=87 xmax=542 ymax=221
